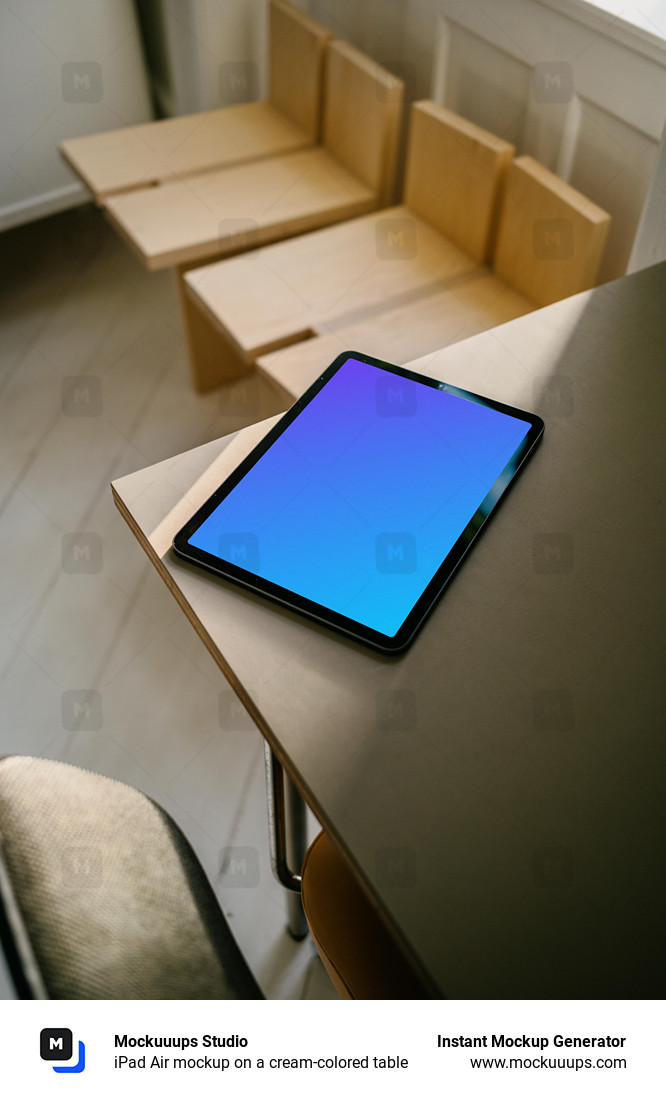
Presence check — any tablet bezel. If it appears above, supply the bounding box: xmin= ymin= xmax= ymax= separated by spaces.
xmin=173 ymin=351 xmax=544 ymax=653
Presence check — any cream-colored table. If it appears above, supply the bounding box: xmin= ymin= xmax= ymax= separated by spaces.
xmin=112 ymin=261 xmax=665 ymax=997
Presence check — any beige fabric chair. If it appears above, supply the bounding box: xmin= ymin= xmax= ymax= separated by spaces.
xmin=0 ymin=756 xmax=262 ymax=999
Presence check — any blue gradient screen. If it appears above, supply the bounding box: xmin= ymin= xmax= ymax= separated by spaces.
xmin=188 ymin=358 xmax=531 ymax=637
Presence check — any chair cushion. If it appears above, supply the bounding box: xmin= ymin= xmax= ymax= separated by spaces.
xmin=0 ymin=756 xmax=262 ymax=999
xmin=301 ymin=831 xmax=430 ymax=998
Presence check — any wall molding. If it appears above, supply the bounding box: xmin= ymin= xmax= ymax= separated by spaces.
xmin=435 ymin=0 xmax=666 ymax=139
xmin=0 ymin=183 xmax=87 ymax=234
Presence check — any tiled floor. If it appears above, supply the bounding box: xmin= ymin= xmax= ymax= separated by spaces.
xmin=0 ymin=204 xmax=338 ymax=1000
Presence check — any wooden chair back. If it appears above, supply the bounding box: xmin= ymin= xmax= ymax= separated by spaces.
xmin=268 ymin=0 xmax=333 ymax=142
xmin=322 ymin=41 xmax=404 ymax=205
xmin=403 ymin=101 xmax=515 ymax=263
xmin=493 ymin=155 xmax=611 ymax=306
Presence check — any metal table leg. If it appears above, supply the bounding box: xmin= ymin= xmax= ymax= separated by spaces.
xmin=264 ymin=743 xmax=309 ymax=940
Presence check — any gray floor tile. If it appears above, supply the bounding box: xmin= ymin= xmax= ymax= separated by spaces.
xmin=0 ymin=205 xmax=336 ymax=1001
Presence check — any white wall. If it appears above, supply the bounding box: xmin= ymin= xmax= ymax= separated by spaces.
xmin=432 ymin=0 xmax=666 ymax=280
xmin=137 ymin=0 xmax=268 ymax=117
xmin=151 ymin=0 xmax=268 ymax=116
xmin=308 ymin=0 xmax=437 ymax=101
xmin=629 ymin=116 xmax=666 ymax=271
xmin=0 ymin=0 xmax=152 ymax=230
xmin=147 ymin=0 xmax=440 ymax=117
xmin=303 ymin=0 xmax=440 ymax=193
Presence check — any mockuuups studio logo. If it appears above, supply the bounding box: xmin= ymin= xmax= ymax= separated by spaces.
xmin=532 ymin=533 xmax=574 ymax=574
xmin=218 ymin=61 xmax=259 ymax=103
xmin=40 ymin=1028 xmax=86 ymax=1073
xmin=534 ymin=375 xmax=574 ymax=417
xmin=219 ymin=532 xmax=259 ymax=571
xmin=375 ymin=217 xmax=417 ymax=259
xmin=61 ymin=689 xmax=103 ymax=732
xmin=532 ymin=62 xmax=573 ymax=103
xmin=376 ymin=532 xmax=417 ymax=573
xmin=62 ymin=376 xmax=103 ymax=416
xmin=220 ymin=847 xmax=260 ymax=888
xmin=376 ymin=376 xmax=417 ymax=417
xmin=376 ymin=689 xmax=417 ymax=731
xmin=61 ymin=62 xmax=103 ymax=103
xmin=219 ymin=218 xmax=260 ymax=256
xmin=533 ymin=218 xmax=574 ymax=260
xmin=219 ymin=690 xmax=255 ymax=732
xmin=62 ymin=533 xmax=103 ymax=574
xmin=376 ymin=846 xmax=417 ymax=888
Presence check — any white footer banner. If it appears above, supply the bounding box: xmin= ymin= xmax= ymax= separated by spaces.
xmin=2 ymin=999 xmax=660 ymax=1099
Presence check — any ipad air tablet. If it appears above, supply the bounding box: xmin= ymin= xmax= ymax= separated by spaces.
xmin=173 ymin=352 xmax=544 ymax=652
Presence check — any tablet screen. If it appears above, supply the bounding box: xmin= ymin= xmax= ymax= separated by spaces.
xmin=175 ymin=354 xmax=543 ymax=651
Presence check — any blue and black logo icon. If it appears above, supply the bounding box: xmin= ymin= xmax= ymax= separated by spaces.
xmin=40 ymin=1028 xmax=86 ymax=1073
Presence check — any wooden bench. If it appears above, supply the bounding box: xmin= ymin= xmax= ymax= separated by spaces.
xmin=59 ymin=0 xmax=333 ymax=202
xmin=97 ymin=42 xmax=404 ymax=392
xmin=103 ymin=42 xmax=403 ymax=273
xmin=182 ymin=101 xmax=515 ymax=390
xmin=258 ymin=154 xmax=611 ymax=404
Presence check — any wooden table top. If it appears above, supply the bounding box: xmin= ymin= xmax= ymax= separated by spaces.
xmin=112 ymin=261 xmax=665 ymax=997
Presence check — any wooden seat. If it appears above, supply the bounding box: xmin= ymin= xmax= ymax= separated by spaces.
xmin=183 ymin=101 xmax=514 ymax=390
xmin=59 ymin=0 xmax=333 ymax=202
xmin=106 ymin=146 xmax=379 ymax=272
xmin=258 ymin=272 xmax=534 ymax=403
xmin=259 ymin=155 xmax=611 ymax=405
xmin=301 ymin=831 xmax=430 ymax=999
xmin=187 ymin=207 xmax=482 ymax=356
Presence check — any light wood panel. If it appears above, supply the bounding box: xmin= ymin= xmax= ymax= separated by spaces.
xmin=269 ymin=0 xmax=333 ymax=142
xmin=174 ymin=268 xmax=255 ymax=393
xmin=494 ymin=155 xmax=611 ymax=306
xmin=322 ymin=41 xmax=404 ymax=206
xmin=59 ymin=0 xmax=332 ymax=202
xmin=403 ymin=101 xmax=514 ymax=262
xmin=184 ymin=206 xmax=482 ymax=364
xmin=256 ymin=272 xmax=534 ymax=401
xmin=104 ymin=148 xmax=376 ymax=271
